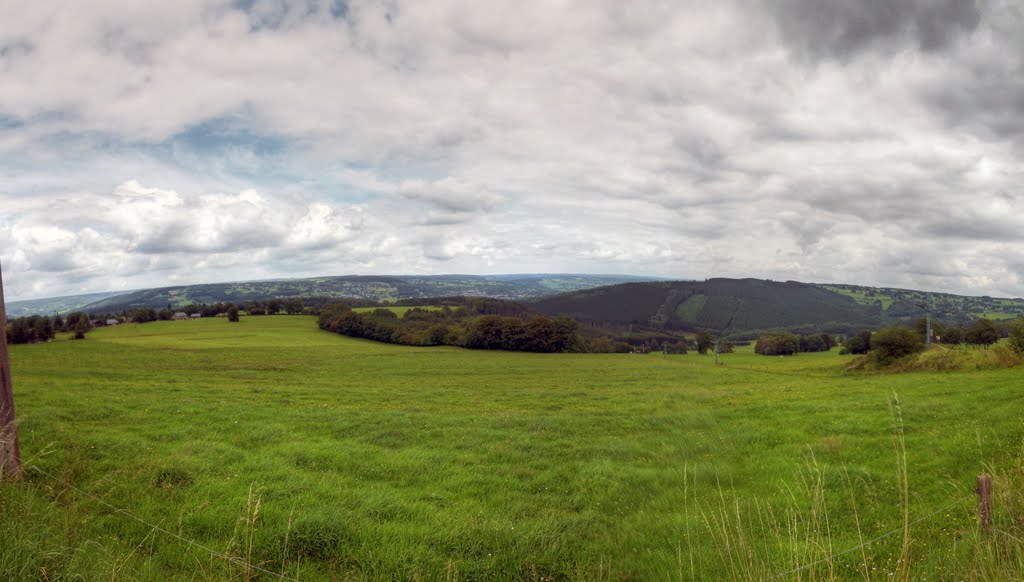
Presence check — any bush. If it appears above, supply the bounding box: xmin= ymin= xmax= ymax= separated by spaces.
xmin=843 ymin=330 xmax=872 ymax=355
xmin=755 ymin=333 xmax=799 ymax=356
xmin=1008 ymin=320 xmax=1024 ymax=355
xmin=942 ymin=327 xmax=965 ymax=345
xmin=871 ymin=327 xmax=923 ymax=364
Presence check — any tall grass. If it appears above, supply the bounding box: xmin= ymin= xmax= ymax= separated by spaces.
xmin=847 ymin=344 xmax=1023 ymax=373
xmin=680 ymin=395 xmax=1024 ymax=581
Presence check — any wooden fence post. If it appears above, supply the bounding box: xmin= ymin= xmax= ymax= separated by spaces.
xmin=977 ymin=474 xmax=992 ymax=535
xmin=0 ymin=260 xmax=21 ymax=479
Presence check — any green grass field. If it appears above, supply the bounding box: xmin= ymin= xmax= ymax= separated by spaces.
xmin=824 ymin=286 xmax=893 ymax=310
xmin=3 ymin=317 xmax=1023 ymax=580
xmin=979 ymin=311 xmax=1018 ymax=320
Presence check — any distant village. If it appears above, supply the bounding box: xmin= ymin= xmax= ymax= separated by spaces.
xmin=91 ymin=312 xmax=201 ymax=326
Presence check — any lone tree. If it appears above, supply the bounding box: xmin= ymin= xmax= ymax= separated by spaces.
xmin=227 ymin=306 xmax=240 ymax=322
xmin=0 ymin=260 xmax=22 ymax=478
xmin=73 ymin=314 xmax=92 ymax=339
xmin=966 ymin=318 xmax=999 ymax=348
xmin=694 ymin=331 xmax=714 ymax=355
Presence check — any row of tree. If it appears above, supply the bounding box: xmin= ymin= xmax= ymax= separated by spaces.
xmin=5 ymin=312 xmax=95 ymax=343
xmin=317 ymin=302 xmax=583 ymax=353
xmin=925 ymin=317 xmax=1000 ymax=347
xmin=841 ymin=317 xmax=1006 ymax=356
xmin=839 ymin=317 xmax=1024 ymax=365
xmin=749 ymin=317 xmax=1013 ymax=359
xmin=754 ymin=333 xmax=836 ymax=356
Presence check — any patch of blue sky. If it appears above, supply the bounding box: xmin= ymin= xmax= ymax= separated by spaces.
xmin=232 ymin=0 xmax=349 ymax=30
xmin=0 ymin=114 xmax=23 ymax=130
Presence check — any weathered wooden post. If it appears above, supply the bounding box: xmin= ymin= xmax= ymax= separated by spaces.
xmin=0 ymin=259 xmax=22 ymax=479
xmin=977 ymin=474 xmax=992 ymax=535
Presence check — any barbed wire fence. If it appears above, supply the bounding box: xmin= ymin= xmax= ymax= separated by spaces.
xmin=766 ymin=492 xmax=976 ymax=580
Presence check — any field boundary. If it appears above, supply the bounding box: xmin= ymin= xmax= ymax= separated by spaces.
xmin=26 ymin=464 xmax=300 ymax=582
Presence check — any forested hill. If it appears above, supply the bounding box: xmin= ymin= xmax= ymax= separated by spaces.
xmin=6 ymin=274 xmax=660 ymax=316
xmin=530 ymin=278 xmax=881 ymax=336
xmin=531 ymin=278 xmax=1024 ymax=337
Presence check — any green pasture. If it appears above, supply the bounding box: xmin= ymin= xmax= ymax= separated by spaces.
xmin=3 ymin=316 xmax=1022 ymax=580
xmin=825 ymin=286 xmax=893 ymax=310
xmin=978 ymin=311 xmax=1018 ymax=320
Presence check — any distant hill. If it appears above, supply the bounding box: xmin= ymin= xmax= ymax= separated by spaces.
xmin=531 ymin=278 xmax=1024 ymax=338
xmin=530 ymin=278 xmax=881 ymax=337
xmin=5 ymin=274 xmax=663 ymax=315
xmin=4 ymin=291 xmax=129 ymax=318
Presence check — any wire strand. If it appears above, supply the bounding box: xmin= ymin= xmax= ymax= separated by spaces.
xmin=767 ymin=492 xmax=975 ymax=580
xmin=26 ymin=464 xmax=301 ymax=582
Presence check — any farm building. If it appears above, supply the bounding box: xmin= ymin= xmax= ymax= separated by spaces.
xmin=172 ymin=312 xmax=189 ymax=320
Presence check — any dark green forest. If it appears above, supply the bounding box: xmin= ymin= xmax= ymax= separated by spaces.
xmin=317 ymin=299 xmax=582 ymax=353
xmin=531 ymin=278 xmax=879 ymax=338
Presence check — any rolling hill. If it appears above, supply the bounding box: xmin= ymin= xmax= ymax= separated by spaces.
xmin=532 ymin=278 xmax=1024 ymax=338
xmin=3 ymin=291 xmax=130 ymax=318
xmin=5 ymin=274 xmax=662 ymax=316
xmin=530 ymin=278 xmax=881 ymax=337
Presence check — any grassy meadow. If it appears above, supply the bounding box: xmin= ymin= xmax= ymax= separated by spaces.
xmin=3 ymin=316 xmax=1023 ymax=580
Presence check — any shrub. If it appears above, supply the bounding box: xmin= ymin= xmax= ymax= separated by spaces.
xmin=871 ymin=327 xmax=923 ymax=364
xmin=843 ymin=330 xmax=872 ymax=355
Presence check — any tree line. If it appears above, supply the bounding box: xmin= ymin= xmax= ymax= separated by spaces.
xmin=317 ymin=301 xmax=582 ymax=353
xmin=5 ymin=312 xmax=95 ymax=343
xmin=755 ymin=333 xmax=836 ymax=356
xmin=746 ymin=316 xmax=1024 ymax=366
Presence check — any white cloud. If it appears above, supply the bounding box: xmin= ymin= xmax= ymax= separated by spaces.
xmin=1 ymin=1 xmax=1023 ymax=299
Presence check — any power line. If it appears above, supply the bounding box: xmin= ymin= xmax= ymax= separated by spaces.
xmin=27 ymin=464 xmax=301 ymax=582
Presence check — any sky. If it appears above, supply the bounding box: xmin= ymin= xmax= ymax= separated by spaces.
xmin=1 ymin=0 xmax=1023 ymax=300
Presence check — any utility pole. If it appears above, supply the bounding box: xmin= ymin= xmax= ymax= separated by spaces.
xmin=0 ymin=259 xmax=21 ymax=479
xmin=917 ymin=301 xmax=932 ymax=350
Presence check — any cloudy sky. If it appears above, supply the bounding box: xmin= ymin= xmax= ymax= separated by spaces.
xmin=1 ymin=0 xmax=1023 ymax=300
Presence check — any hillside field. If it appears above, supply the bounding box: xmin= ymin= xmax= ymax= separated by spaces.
xmin=3 ymin=317 xmax=1023 ymax=580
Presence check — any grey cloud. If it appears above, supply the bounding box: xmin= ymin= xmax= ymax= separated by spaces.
xmin=767 ymin=0 xmax=981 ymax=60
xmin=914 ymin=2 xmax=1023 ymax=147
xmin=920 ymin=70 xmax=1024 ymax=146
xmin=398 ymin=179 xmax=501 ymax=214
